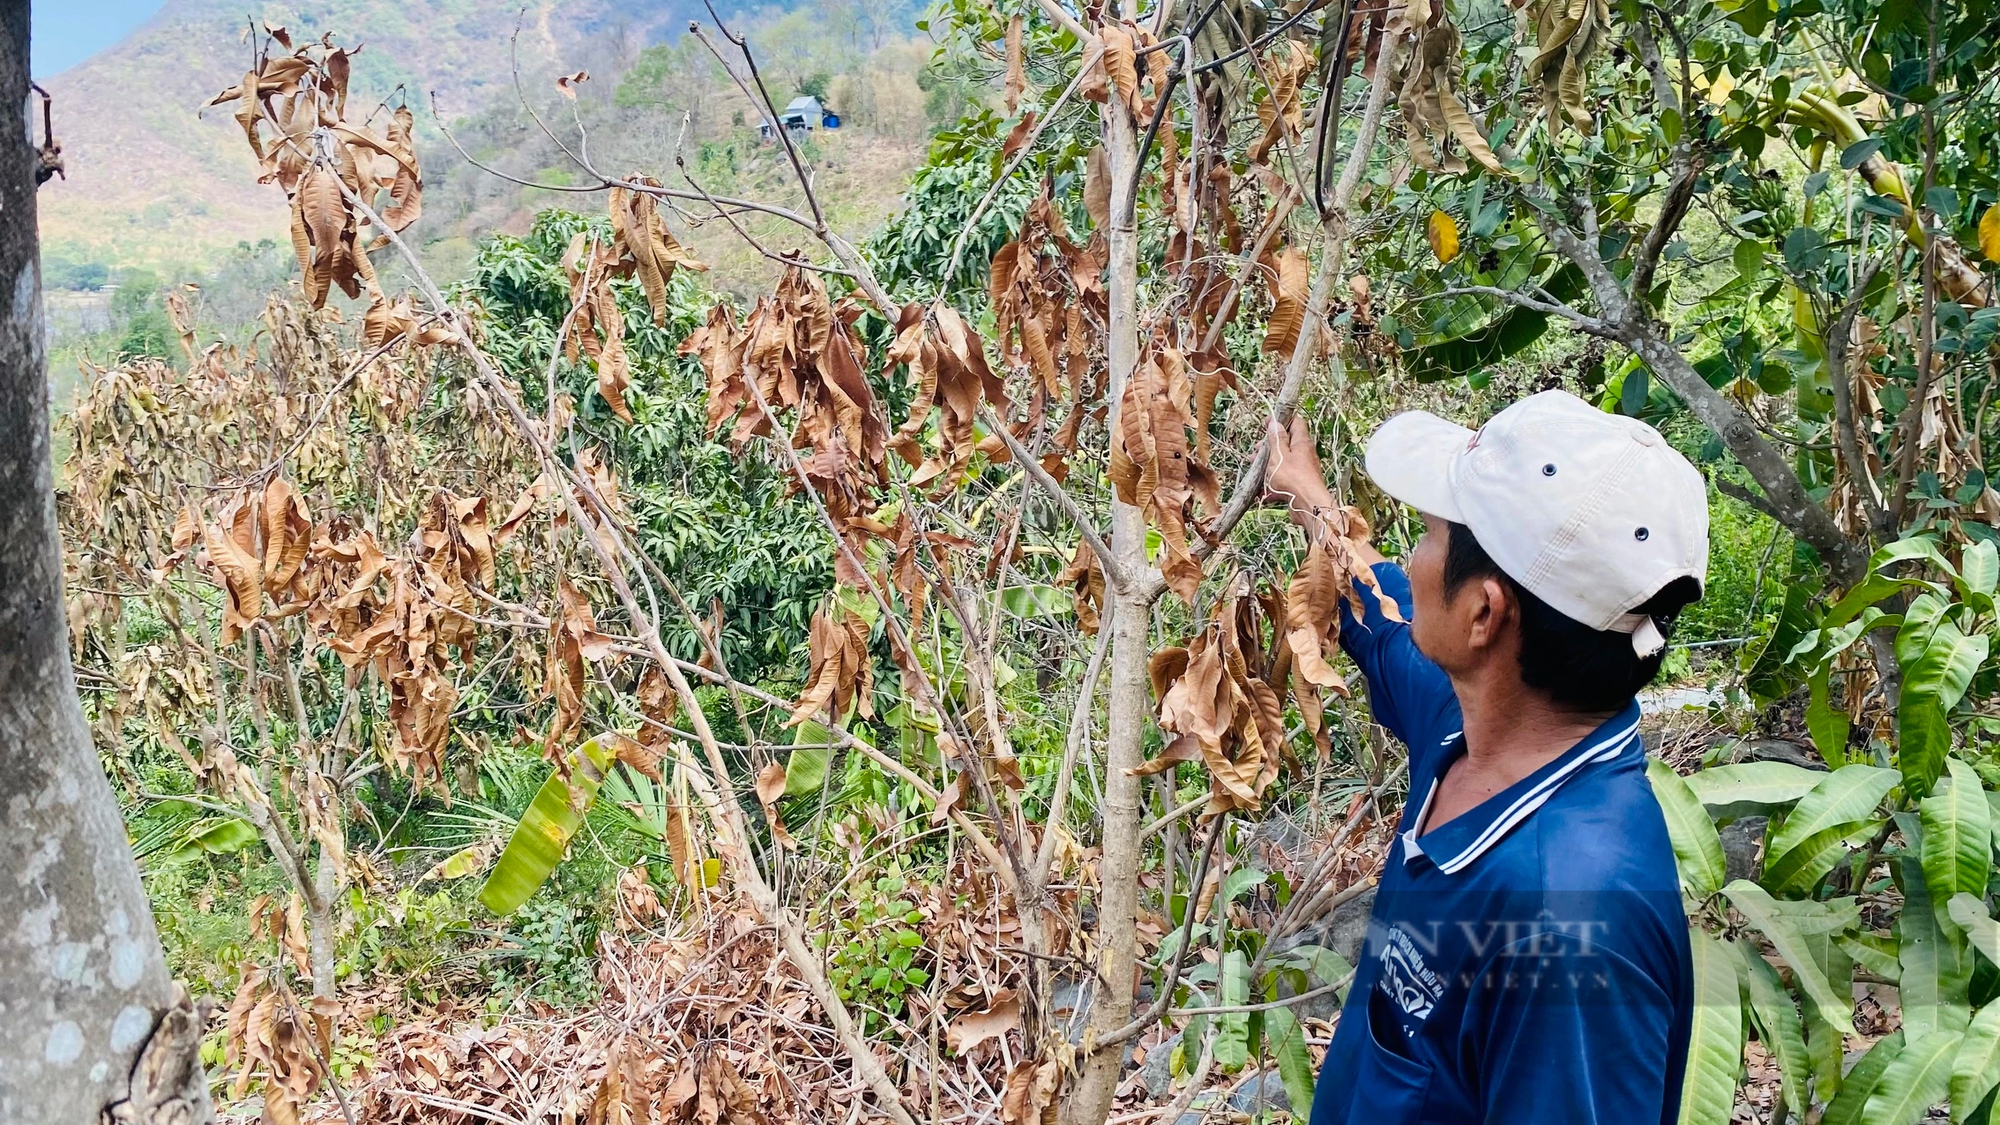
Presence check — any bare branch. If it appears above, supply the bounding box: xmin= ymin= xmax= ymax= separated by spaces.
xmin=1030 ymin=611 xmax=1113 ymax=885
xmin=1716 ymin=477 xmax=1786 ymax=522
xmin=1422 ymin=284 xmax=1608 ymax=330
xmin=944 ymin=41 xmax=1105 ymax=285
xmin=1028 ymin=0 xmax=1091 ymax=43
xmin=979 ymin=407 xmax=1131 ymax=592
xmin=1198 ymin=43 xmax=1398 ymax=553
xmin=1825 ymin=261 xmax=1894 ymax=540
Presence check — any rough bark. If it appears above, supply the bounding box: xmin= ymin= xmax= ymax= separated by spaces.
xmin=0 ymin=4 xmax=212 ymax=1119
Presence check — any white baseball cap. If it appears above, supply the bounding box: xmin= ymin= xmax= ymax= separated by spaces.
xmin=1363 ymin=389 xmax=1708 ymax=656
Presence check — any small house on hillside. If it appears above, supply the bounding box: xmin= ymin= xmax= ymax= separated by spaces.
xmin=758 ymin=95 xmax=841 ymax=140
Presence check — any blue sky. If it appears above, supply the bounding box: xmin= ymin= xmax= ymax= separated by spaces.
xmin=32 ymin=0 xmax=167 ymax=80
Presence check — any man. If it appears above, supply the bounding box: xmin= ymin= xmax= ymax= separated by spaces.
xmin=1263 ymin=390 xmax=1703 ymax=1125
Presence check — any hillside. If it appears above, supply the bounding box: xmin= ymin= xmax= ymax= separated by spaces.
xmin=36 ymin=0 xmax=936 ymax=288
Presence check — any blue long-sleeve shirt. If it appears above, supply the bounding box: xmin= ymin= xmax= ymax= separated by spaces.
xmin=1309 ymin=562 xmax=1692 ymax=1125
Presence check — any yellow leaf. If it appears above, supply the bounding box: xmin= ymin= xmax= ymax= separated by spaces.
xmin=1428 ymin=210 xmax=1461 ymax=265
xmin=1980 ymin=204 xmax=2000 ymax=262
xmin=1706 ymin=66 xmax=1735 ymax=105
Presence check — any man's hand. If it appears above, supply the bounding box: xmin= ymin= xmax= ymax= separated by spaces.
xmin=1264 ymin=416 xmax=1386 ymax=566
xmin=1264 ymin=415 xmax=1338 ymax=514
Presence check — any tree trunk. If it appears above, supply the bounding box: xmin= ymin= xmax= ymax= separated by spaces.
xmin=0 ymin=4 xmax=212 ymax=1119
xmin=1065 ymin=88 xmax=1161 ymax=1125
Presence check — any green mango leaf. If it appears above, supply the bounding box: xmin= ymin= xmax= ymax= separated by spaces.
xmin=1827 ymin=573 xmax=1912 ymax=629
xmin=787 ymin=715 xmax=834 ymax=797
xmin=1219 ymin=867 xmax=1269 ymax=908
xmin=1778 ymin=895 xmax=1864 ymax=936
xmin=1949 ymin=895 xmax=2000 ymax=970
xmin=1838 ymin=933 xmax=1903 ymax=982
xmin=1962 ymin=540 xmax=1998 ymax=605
xmin=1824 ymin=1031 xmax=1906 ymax=1125
xmin=1898 ymin=831 xmax=1973 ymax=1040
xmin=999 ymin=583 xmax=1073 ymax=619
xmin=1286 ymin=943 xmax=1353 ymax=996
xmin=1726 ymin=880 xmax=1857 ymax=1034
xmin=478 ymin=736 xmax=618 ymax=917
xmin=1265 ymin=1006 xmax=1316 ymax=1123
xmin=431 ymin=844 xmax=495 ymax=880
xmin=1953 ymin=1002 xmax=2000 ymax=1123
xmin=1861 ymin=1030 xmax=1963 ymax=1125
xmin=1901 ymin=695 xmax=1956 ymax=800
xmin=1649 ymin=759 xmax=1727 ymax=899
xmin=1897 ymin=594 xmax=1953 ymax=676
xmin=1922 ymin=759 xmax=1993 ymax=907
xmin=1808 ymin=664 xmax=1854 ymax=767
xmin=1817 ymin=607 xmax=1896 ymax=661
xmin=1873 ymin=535 xmax=1960 ymax=580
xmin=1764 ymin=819 xmax=1879 ymax=897
xmin=1768 ymin=765 xmax=1900 ymax=861
xmin=1737 ymin=936 xmax=1811 ymax=1118
xmin=1213 ymin=950 xmax=1251 ymax=1071
xmin=1679 ymin=927 xmax=1744 ymax=1125
xmin=1686 ymin=761 xmax=1828 ymax=819
xmin=1907 ymin=623 xmax=1990 ymax=714
xmin=1746 ymin=583 xmax=1822 ymax=702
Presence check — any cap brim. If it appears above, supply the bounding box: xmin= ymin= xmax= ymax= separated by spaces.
xmin=1364 ymin=411 xmax=1473 ymax=523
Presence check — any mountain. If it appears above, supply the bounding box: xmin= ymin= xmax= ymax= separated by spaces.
xmin=35 ymin=0 xmax=932 ymax=281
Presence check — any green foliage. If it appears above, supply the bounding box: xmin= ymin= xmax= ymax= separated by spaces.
xmin=819 ymin=871 xmax=932 ymax=1034
xmin=43 ymin=255 xmax=108 ymax=290
xmin=338 ymin=887 xmax=479 ymax=1006
xmin=464 ymin=209 xmax=834 ymax=678
xmin=483 ymin=897 xmax=602 ymax=1008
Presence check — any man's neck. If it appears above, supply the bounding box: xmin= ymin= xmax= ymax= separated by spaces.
xmin=1421 ymin=669 xmax=1618 ymax=834
xmin=1455 ymin=672 xmax=1616 ymax=770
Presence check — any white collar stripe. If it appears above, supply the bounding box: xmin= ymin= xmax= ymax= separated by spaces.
xmin=1400 ymin=776 xmax=1440 ymax=858
xmin=1430 ymin=721 xmax=1640 ymax=875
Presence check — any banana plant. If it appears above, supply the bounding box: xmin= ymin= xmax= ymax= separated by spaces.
xmin=1650 ymin=534 xmax=2000 ymax=1125
xmin=477 ymin=737 xmax=622 ymax=916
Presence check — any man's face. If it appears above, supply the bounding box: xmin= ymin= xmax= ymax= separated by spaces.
xmin=1404 ymin=514 xmax=1509 ymax=673
xmin=1405 ymin=514 xmax=1454 ymax=664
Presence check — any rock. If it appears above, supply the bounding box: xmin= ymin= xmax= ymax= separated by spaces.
xmin=1140 ymin=1030 xmax=1182 ymax=1100
xmin=1712 ymin=737 xmax=1825 ymax=771
xmin=1325 ymin=885 xmax=1376 ymax=965
xmin=1048 ymin=977 xmax=1089 ymax=1036
xmin=1173 ymin=1092 xmax=1225 ymax=1125
xmin=1228 ymin=1070 xmax=1292 ymax=1114
xmin=1719 ymin=815 xmax=1767 ymax=886
xmin=1248 ymin=814 xmax=1313 ymax=863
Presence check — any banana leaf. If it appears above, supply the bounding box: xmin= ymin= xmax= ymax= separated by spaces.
xmin=478 ymin=736 xmax=619 ymax=917
xmin=1405 ymin=264 xmax=1587 ymax=383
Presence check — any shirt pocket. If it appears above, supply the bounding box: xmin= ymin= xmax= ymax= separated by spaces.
xmin=1346 ymin=988 xmax=1435 ymax=1125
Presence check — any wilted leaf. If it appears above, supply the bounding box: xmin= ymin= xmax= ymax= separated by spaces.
xmin=947 ymin=989 xmax=1022 ymax=1054
xmin=1003 ymin=16 xmax=1028 ymax=115
xmin=1261 ymin=246 xmax=1309 ymax=357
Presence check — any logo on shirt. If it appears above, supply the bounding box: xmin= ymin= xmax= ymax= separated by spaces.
xmin=1378 ymin=925 xmax=1444 ymax=1021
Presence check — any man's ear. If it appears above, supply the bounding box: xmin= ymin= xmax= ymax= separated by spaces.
xmin=1465 ymin=576 xmax=1513 ymax=651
